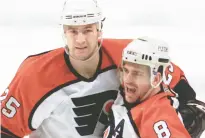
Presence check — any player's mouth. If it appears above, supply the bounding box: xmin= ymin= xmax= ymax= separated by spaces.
xmin=75 ymin=47 xmax=87 ymax=50
xmin=125 ymin=86 xmax=136 ymax=95
xmin=75 ymin=46 xmax=88 ymax=54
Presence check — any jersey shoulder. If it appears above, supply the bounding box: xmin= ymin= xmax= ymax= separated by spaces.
xmin=131 ymin=92 xmax=174 ymax=112
xmin=130 ymin=92 xmax=173 ymax=122
xmin=102 ymin=38 xmax=132 ymax=66
xmin=130 ymin=93 xmax=190 ymax=138
xmin=12 ymin=47 xmax=77 ymax=103
xmin=164 ymin=62 xmax=186 ymax=88
xmin=19 ymin=47 xmax=76 ymax=83
xmin=170 ymin=62 xmax=184 ymax=75
xmin=1 ymin=48 xmax=78 ymax=137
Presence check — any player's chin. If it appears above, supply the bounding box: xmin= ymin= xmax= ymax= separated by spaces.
xmin=125 ymin=95 xmax=139 ymax=104
xmin=73 ymin=53 xmax=89 ymax=61
xmin=78 ymin=56 xmax=89 ymax=61
xmin=78 ymin=51 xmax=96 ymax=60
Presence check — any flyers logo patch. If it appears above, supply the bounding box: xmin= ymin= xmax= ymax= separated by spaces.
xmin=71 ymin=90 xmax=118 ymax=136
xmin=103 ymin=99 xmax=114 ymax=115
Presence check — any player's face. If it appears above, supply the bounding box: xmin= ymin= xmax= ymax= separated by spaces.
xmin=122 ymin=62 xmax=151 ymax=103
xmin=64 ymin=23 xmax=101 ymax=60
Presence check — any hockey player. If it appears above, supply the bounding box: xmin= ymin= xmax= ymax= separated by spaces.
xmin=103 ymin=37 xmax=205 ymax=138
xmin=103 ymin=37 xmax=191 ymax=138
xmin=0 ymin=0 xmax=129 ymax=137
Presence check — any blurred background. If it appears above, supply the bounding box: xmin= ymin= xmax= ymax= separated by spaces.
xmin=0 ymin=0 xmax=205 ymax=136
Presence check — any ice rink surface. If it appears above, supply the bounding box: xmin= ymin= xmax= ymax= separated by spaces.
xmin=0 ymin=0 xmax=205 ymax=137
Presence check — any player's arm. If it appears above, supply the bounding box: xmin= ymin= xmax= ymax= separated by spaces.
xmin=1 ymin=61 xmax=32 ymax=138
xmin=164 ymin=62 xmax=196 ymax=105
xmin=138 ymin=100 xmax=191 ymax=138
xmin=1 ymin=128 xmax=20 ymax=138
xmin=172 ymin=73 xmax=196 ymax=105
xmin=180 ymin=99 xmax=205 ymax=138
xmin=1 ymin=81 xmax=25 ymax=138
xmin=165 ymin=63 xmax=205 ymax=137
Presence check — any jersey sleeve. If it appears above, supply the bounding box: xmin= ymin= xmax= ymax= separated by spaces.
xmin=164 ymin=62 xmax=185 ymax=88
xmin=1 ymin=60 xmax=32 ymax=138
xmin=164 ymin=62 xmax=196 ymax=104
xmin=102 ymin=38 xmax=132 ymax=66
xmin=138 ymin=98 xmax=191 ymax=138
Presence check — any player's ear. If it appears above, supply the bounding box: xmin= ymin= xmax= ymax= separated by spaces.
xmin=152 ymin=65 xmax=163 ymax=86
xmin=97 ymin=30 xmax=102 ymax=38
xmin=152 ymin=72 xmax=162 ymax=86
xmin=96 ymin=22 xmax=102 ymax=38
xmin=63 ymin=25 xmax=67 ymax=34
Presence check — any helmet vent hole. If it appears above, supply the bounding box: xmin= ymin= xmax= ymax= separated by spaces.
xmin=149 ymin=56 xmax=152 ymax=61
xmin=145 ymin=55 xmax=148 ymax=60
xmin=134 ymin=59 xmax=137 ymax=62
xmin=142 ymin=54 xmax=145 ymax=59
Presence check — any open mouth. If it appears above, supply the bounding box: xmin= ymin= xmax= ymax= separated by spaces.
xmin=125 ymin=86 xmax=136 ymax=94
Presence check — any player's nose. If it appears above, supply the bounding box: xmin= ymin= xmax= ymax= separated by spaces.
xmin=76 ymin=32 xmax=86 ymax=44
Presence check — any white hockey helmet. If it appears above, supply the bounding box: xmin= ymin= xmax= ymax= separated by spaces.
xmin=61 ymin=0 xmax=103 ymax=26
xmin=122 ymin=36 xmax=171 ymax=87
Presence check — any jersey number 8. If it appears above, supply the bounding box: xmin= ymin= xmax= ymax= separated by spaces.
xmin=154 ymin=120 xmax=171 ymax=138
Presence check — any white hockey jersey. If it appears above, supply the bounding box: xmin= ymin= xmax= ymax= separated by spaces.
xmin=1 ymin=42 xmax=132 ymax=138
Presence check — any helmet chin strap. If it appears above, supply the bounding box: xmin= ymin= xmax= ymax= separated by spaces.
xmin=150 ymin=75 xmax=163 ymax=88
xmin=139 ymin=86 xmax=153 ymax=102
xmin=63 ymin=24 xmax=103 ymax=62
xmin=140 ymin=78 xmax=162 ymax=102
xmin=149 ymin=64 xmax=164 ymax=88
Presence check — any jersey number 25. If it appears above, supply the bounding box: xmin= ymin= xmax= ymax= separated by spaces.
xmin=2 ymin=96 xmax=20 ymax=118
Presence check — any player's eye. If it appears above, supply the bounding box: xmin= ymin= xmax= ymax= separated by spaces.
xmin=70 ymin=30 xmax=78 ymax=34
xmin=133 ymin=71 xmax=144 ymax=77
xmin=123 ymin=67 xmax=129 ymax=74
xmin=83 ymin=29 xmax=93 ymax=34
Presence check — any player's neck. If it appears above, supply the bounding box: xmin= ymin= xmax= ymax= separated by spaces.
xmin=70 ymin=52 xmax=100 ymax=79
xmin=140 ymin=86 xmax=161 ymax=101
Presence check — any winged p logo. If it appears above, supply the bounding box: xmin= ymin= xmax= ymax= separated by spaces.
xmin=71 ymin=90 xmax=118 ymax=136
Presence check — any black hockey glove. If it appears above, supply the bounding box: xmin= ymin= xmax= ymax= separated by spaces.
xmin=179 ymin=99 xmax=205 ymax=138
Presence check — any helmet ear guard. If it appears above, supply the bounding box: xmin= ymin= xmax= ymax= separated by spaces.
xmin=97 ymin=17 xmax=106 ymax=32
